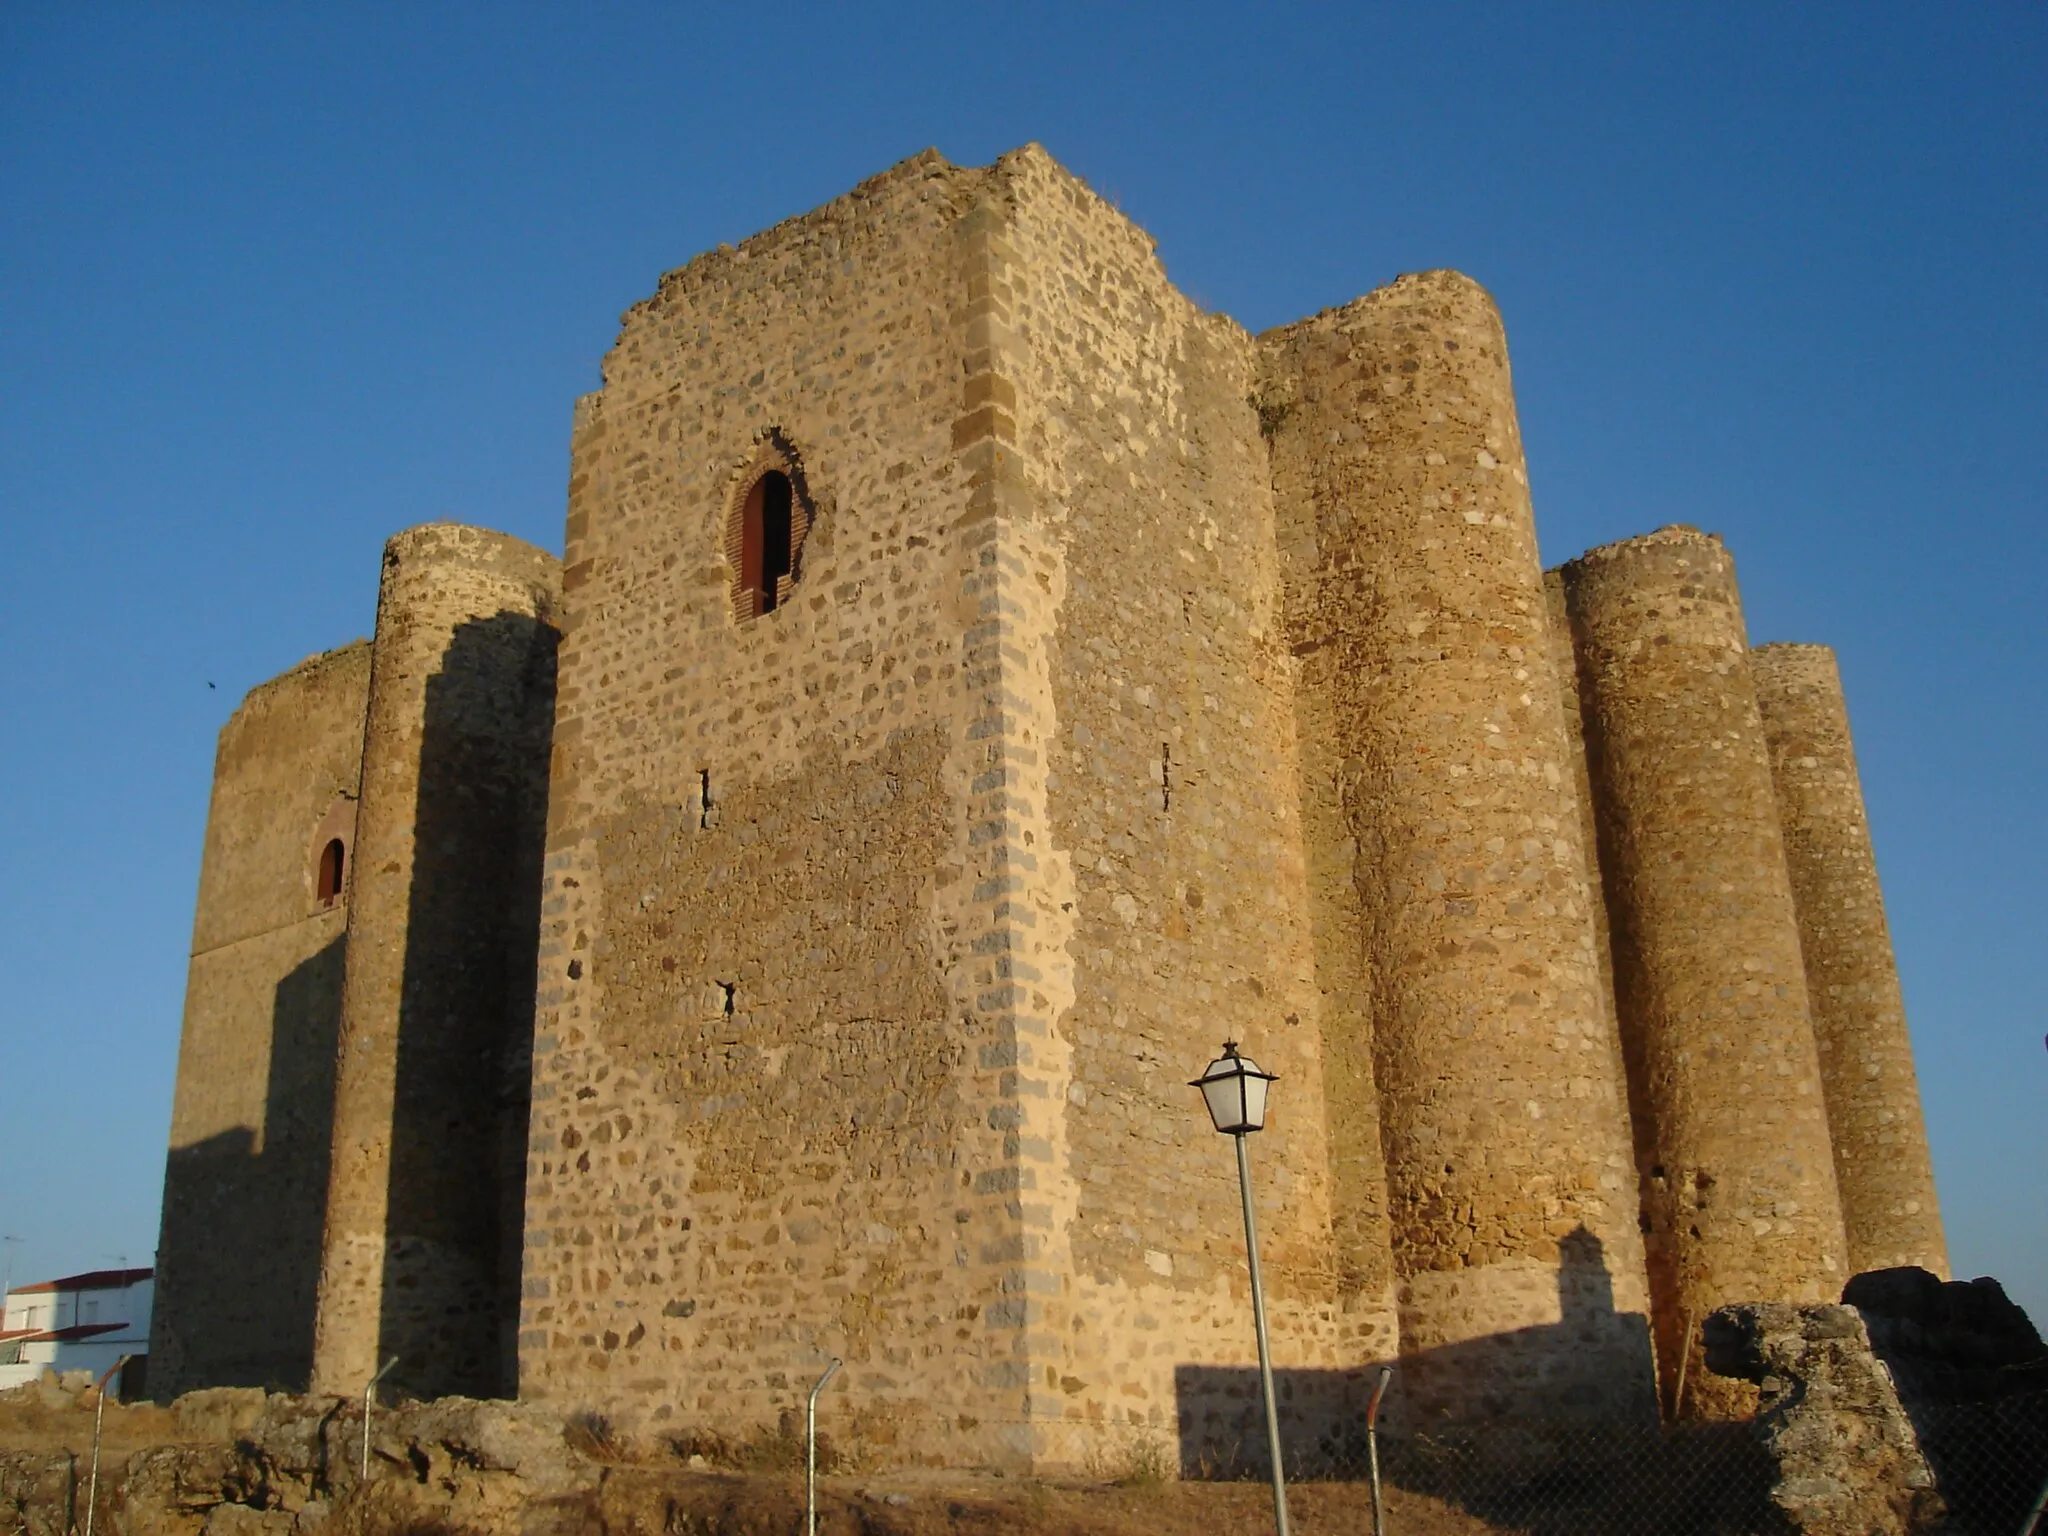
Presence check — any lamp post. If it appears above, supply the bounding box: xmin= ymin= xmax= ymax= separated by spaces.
xmin=1191 ymin=1041 xmax=1290 ymax=1536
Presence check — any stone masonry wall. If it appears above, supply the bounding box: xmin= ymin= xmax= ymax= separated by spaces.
xmin=151 ymin=145 xmax=1953 ymax=1458
xmin=995 ymin=150 xmax=1368 ymax=1460
xmin=312 ymin=524 xmax=560 ymax=1402
xmin=1542 ymin=571 xmax=1635 ymax=1188
xmin=1751 ymin=643 xmax=1947 ymax=1277
xmin=1259 ymin=274 xmax=1656 ymax=1427
xmin=520 ymin=151 xmax=1051 ymax=1464
xmin=153 ymin=643 xmax=370 ymax=1395
xmin=521 ymin=146 xmax=1378 ymax=1469
xmin=1560 ymin=527 xmax=1849 ymax=1419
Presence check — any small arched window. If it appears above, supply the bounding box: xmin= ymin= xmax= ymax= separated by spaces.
xmin=727 ymin=463 xmax=812 ymax=622
xmin=316 ymin=838 xmax=346 ymax=906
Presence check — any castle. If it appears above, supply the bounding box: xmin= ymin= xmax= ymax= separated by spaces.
xmin=150 ymin=146 xmax=1945 ymax=1465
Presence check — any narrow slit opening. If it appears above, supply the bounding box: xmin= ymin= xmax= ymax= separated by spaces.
xmin=316 ymin=838 xmax=346 ymax=906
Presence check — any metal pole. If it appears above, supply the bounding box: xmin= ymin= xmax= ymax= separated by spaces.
xmin=1365 ymin=1363 xmax=1392 ymax=1536
xmin=2018 ymin=1471 xmax=2048 ymax=1536
xmin=806 ymin=1357 xmax=842 ymax=1536
xmin=1671 ymin=1307 xmax=1693 ymax=1421
xmin=83 ymin=1354 xmax=129 ymax=1536
xmin=361 ymin=1355 xmax=399 ymax=1486
xmin=1235 ymin=1131 xmax=1291 ymax=1536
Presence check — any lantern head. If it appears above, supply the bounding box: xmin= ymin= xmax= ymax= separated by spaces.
xmin=1190 ymin=1041 xmax=1277 ymax=1135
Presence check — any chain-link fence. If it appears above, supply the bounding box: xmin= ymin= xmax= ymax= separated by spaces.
xmin=1186 ymin=1393 xmax=2047 ymax=1535
xmin=1905 ymin=1388 xmax=2048 ymax=1535
xmin=1180 ymin=1419 xmax=1780 ymax=1535
xmin=755 ymin=1390 xmax=2048 ymax=1535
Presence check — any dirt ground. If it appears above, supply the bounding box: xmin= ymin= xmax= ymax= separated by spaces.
xmin=591 ymin=1465 xmax=1498 ymax=1536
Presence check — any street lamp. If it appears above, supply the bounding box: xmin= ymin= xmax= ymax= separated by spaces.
xmin=1191 ymin=1041 xmax=1290 ymax=1536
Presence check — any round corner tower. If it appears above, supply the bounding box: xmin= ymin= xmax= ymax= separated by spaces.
xmin=1750 ymin=642 xmax=1946 ymax=1277
xmin=1559 ymin=527 xmax=1849 ymax=1418
xmin=1262 ymin=270 xmax=1656 ymax=1428
xmin=311 ymin=522 xmax=562 ymax=1402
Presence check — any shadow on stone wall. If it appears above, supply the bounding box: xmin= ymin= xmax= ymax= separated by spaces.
xmin=1172 ymin=1227 xmax=1771 ymax=1532
xmin=377 ymin=611 xmax=556 ymax=1402
xmin=154 ymin=936 xmax=345 ymax=1393
xmin=1176 ymin=1227 xmax=1655 ymax=1469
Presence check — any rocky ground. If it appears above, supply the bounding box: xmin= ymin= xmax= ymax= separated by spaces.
xmin=4 ymin=1293 xmax=1994 ymax=1535
xmin=0 ymin=1376 xmax=1506 ymax=1536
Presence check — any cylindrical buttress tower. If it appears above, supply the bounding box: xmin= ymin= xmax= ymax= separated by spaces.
xmin=311 ymin=524 xmax=561 ymax=1400
xmin=1542 ymin=569 xmax=1651 ymax=1316
xmin=1544 ymin=569 xmax=1632 ymax=1138
xmin=1750 ymin=642 xmax=1946 ymax=1277
xmin=1560 ymin=527 xmax=1848 ymax=1418
xmin=1262 ymin=272 xmax=1656 ymax=1427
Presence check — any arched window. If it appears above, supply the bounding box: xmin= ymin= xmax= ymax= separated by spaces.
xmin=316 ymin=837 xmax=346 ymax=906
xmin=727 ymin=459 xmax=812 ymax=622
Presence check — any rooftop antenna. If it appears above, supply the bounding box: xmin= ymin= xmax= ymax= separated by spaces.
xmin=1 ymin=1235 xmax=21 ymax=1305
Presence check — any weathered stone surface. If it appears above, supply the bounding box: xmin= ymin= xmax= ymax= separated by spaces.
xmin=1753 ymin=645 xmax=1947 ymax=1278
xmin=1260 ymin=273 xmax=1656 ymax=1430
xmin=0 ymin=1387 xmax=601 ymax=1536
xmin=147 ymin=144 xmax=1945 ymax=1465
xmin=152 ymin=642 xmax=369 ymax=1397
xmin=1705 ymin=1301 xmax=1942 ymax=1535
xmin=1562 ymin=528 xmax=1850 ymax=1418
xmin=1847 ymin=1265 xmax=2048 ymax=1405
xmin=310 ymin=525 xmax=561 ymax=1403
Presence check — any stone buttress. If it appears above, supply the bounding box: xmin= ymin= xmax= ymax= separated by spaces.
xmin=1560 ymin=527 xmax=1849 ymax=1418
xmin=310 ymin=524 xmax=560 ymax=1401
xmin=1260 ymin=273 xmax=1657 ymax=1428
xmin=998 ymin=150 xmax=1367 ymax=1468
xmin=151 ymin=642 xmax=370 ymax=1394
xmin=1751 ymin=643 xmax=1946 ymax=1277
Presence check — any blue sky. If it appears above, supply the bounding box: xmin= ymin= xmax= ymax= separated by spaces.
xmin=2 ymin=5 xmax=2041 ymax=1322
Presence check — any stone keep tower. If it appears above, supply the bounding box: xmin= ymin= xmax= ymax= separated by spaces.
xmin=518 ymin=147 xmax=1368 ymax=1467
xmin=152 ymin=145 xmax=1946 ymax=1458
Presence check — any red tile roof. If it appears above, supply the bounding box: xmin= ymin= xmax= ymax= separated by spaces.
xmin=9 ymin=1268 xmax=153 ymax=1295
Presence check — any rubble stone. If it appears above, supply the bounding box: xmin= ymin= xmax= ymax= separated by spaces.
xmin=1705 ymin=1301 xmax=1942 ymax=1535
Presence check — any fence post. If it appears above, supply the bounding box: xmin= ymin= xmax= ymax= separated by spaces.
xmin=1365 ymin=1363 xmax=1393 ymax=1536
xmin=83 ymin=1354 xmax=131 ymax=1536
xmin=361 ymin=1355 xmax=400 ymax=1487
xmin=806 ymin=1357 xmax=842 ymax=1536
xmin=1671 ymin=1307 xmax=1694 ymax=1420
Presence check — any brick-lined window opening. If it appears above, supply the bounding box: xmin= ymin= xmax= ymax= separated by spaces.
xmin=316 ymin=837 xmax=346 ymax=906
xmin=727 ymin=467 xmax=811 ymax=621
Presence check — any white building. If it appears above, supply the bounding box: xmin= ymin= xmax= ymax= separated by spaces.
xmin=0 ymin=1268 xmax=153 ymax=1394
